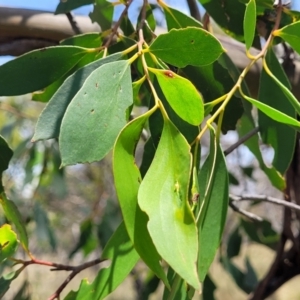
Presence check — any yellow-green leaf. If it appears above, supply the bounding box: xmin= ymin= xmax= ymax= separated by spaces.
xmin=138 ymin=119 xmax=200 ymax=290
xmin=149 ymin=68 xmax=204 ymax=125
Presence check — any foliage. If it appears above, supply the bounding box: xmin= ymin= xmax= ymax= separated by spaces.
xmin=1 ymin=0 xmax=300 ymax=299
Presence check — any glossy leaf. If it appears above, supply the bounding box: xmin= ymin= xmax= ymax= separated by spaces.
xmin=138 ymin=119 xmax=199 ymax=290
xmin=55 ymin=0 xmax=94 ymax=13
xmin=149 ymin=28 xmax=224 ymax=68
xmin=0 ymin=136 xmax=13 ymax=193
xmin=161 ymin=2 xmax=202 ymax=30
xmin=59 ymin=60 xmax=132 ymax=166
xmin=274 ymin=21 xmax=300 ymax=55
xmin=0 ymin=46 xmax=88 ymax=96
xmin=245 ymin=96 xmax=300 ymax=127
xmin=60 ymin=33 xmax=102 ymax=48
xmin=0 ymin=193 xmax=29 ymax=253
xmin=244 ymin=0 xmax=256 ymax=50
xmin=89 ymin=0 xmax=114 ymax=31
xmin=113 ymin=108 xmax=169 ymax=287
xmin=0 ymin=224 xmax=18 ymax=263
xmin=258 ymin=49 xmax=296 ymax=174
xmin=197 ymin=126 xmax=229 ymax=282
xmin=33 ymin=53 xmax=122 ymax=141
xmin=149 ymin=68 xmax=204 ymax=125
xmin=64 ymin=222 xmax=139 ymax=300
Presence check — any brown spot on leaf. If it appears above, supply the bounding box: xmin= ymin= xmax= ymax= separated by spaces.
xmin=164 ymin=71 xmax=174 ymax=78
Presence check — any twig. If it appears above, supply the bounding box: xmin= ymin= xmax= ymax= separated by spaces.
xmin=224 ymin=127 xmax=259 ymax=156
xmin=136 ymin=0 xmax=148 ymax=33
xmin=104 ymin=0 xmax=134 ymax=48
xmin=47 ymin=258 xmax=106 ymax=300
xmin=65 ymin=12 xmax=81 ymax=35
xmin=12 ymin=257 xmax=106 ymax=300
xmin=230 ymin=194 xmax=300 ymax=212
xmin=186 ymin=0 xmax=201 ymax=21
xmin=229 ymin=200 xmax=263 ymax=222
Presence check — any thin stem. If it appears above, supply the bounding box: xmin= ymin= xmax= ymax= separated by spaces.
xmin=229 ymin=201 xmax=263 ymax=222
xmin=224 ymin=127 xmax=259 ymax=156
xmin=230 ymin=194 xmax=300 ymax=212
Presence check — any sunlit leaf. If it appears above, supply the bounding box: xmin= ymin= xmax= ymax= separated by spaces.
xmin=59 ymin=60 xmax=132 ymax=166
xmin=244 ymin=0 xmax=256 ymax=50
xmin=149 ymin=28 xmax=224 ymax=68
xmin=60 ymin=33 xmax=102 ymax=48
xmin=113 ymin=107 xmax=169 ymax=287
xmin=0 ymin=224 xmax=18 ymax=263
xmin=273 ymin=21 xmax=300 ymax=55
xmin=33 ymin=52 xmax=122 ymax=142
xmin=197 ymin=126 xmax=229 ymax=281
xmin=64 ymin=222 xmax=139 ymax=300
xmin=245 ymin=96 xmax=300 ymax=127
xmin=0 ymin=193 xmax=29 ymax=253
xmin=0 ymin=46 xmax=88 ymax=96
xmin=149 ymin=68 xmax=204 ymax=125
xmin=138 ymin=119 xmax=200 ymax=290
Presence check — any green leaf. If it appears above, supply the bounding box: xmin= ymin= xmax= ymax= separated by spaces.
xmin=197 ymin=126 xmax=229 ymax=282
xmin=0 ymin=224 xmax=18 ymax=263
xmin=274 ymin=21 xmax=300 ymax=55
xmin=257 ymin=49 xmax=296 ymax=174
xmin=199 ymin=0 xmax=245 ymax=41
xmin=148 ymin=28 xmax=224 ymax=68
xmin=33 ymin=203 xmax=57 ymax=251
xmin=202 ymin=274 xmax=217 ymax=300
xmin=113 ymin=108 xmax=169 ymax=287
xmin=69 ymin=218 xmax=97 ymax=258
xmin=263 ymin=59 xmax=300 ymax=117
xmin=0 ymin=136 xmax=13 ymax=193
xmin=0 ymin=193 xmax=29 ymax=253
xmin=0 ymin=268 xmax=23 ymax=298
xmin=137 ymin=4 xmax=156 ymax=42
xmin=59 ymin=60 xmax=132 ymax=166
xmin=241 ymin=219 xmax=279 ymax=249
xmin=227 ymin=226 xmax=242 ymax=259
xmin=244 ymin=0 xmax=257 ymax=50
xmin=245 ymin=96 xmax=300 ymax=128
xmin=89 ymin=0 xmax=114 ymax=31
xmin=182 ymin=54 xmax=244 ymax=133
xmin=64 ymin=222 xmax=139 ymax=300
xmin=163 ymin=268 xmax=192 ymax=300
xmin=149 ymin=68 xmax=204 ymax=125
xmin=162 ymin=3 xmax=202 ymax=30
xmin=60 ymin=33 xmax=102 ymax=48
xmin=237 ymin=114 xmax=285 ymax=190
xmin=138 ymin=119 xmax=200 ymax=290
xmin=0 ymin=46 xmax=88 ymax=96
xmin=55 ymin=0 xmax=94 ymax=14
xmin=33 ymin=52 xmax=122 ymax=141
